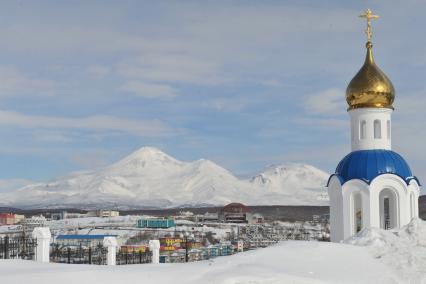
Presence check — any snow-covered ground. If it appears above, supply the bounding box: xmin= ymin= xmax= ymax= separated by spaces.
xmin=345 ymin=218 xmax=426 ymax=283
xmin=2 ymin=218 xmax=426 ymax=283
xmin=0 ymin=241 xmax=396 ymax=284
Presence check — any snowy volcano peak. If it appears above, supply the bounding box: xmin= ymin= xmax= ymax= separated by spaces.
xmin=119 ymin=146 xmax=179 ymax=164
xmin=107 ymin=146 xmax=184 ymax=175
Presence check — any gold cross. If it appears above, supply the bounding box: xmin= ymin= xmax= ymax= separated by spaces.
xmin=359 ymin=9 xmax=379 ymax=42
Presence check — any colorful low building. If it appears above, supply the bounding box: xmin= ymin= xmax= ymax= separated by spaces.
xmin=137 ymin=218 xmax=175 ymax=228
xmin=0 ymin=213 xmax=25 ymax=225
xmin=120 ymin=245 xmax=149 ymax=253
xmin=0 ymin=213 xmax=16 ymax=225
xmin=159 ymin=237 xmax=183 ymax=251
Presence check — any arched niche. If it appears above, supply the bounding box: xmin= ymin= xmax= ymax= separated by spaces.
xmin=374 ymin=119 xmax=381 ymax=139
xmin=342 ymin=179 xmax=370 ymax=239
xmin=351 ymin=192 xmax=363 ymax=234
xmin=379 ymin=188 xmax=399 ymax=229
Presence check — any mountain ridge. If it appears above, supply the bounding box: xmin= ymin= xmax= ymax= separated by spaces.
xmin=0 ymin=147 xmax=330 ymax=209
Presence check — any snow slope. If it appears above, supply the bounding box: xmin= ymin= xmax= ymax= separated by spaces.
xmin=0 ymin=241 xmax=397 ymax=284
xmin=345 ymin=218 xmax=426 ymax=282
xmin=0 ymin=147 xmax=329 ymax=208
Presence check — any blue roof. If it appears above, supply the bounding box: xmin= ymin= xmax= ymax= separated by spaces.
xmin=56 ymin=234 xmax=117 ymax=240
xmin=328 ymin=150 xmax=420 ymax=186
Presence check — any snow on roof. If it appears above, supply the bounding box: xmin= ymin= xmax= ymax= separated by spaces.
xmin=56 ymin=234 xmax=117 ymax=240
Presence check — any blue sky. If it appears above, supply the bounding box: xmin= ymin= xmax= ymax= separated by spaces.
xmin=0 ymin=1 xmax=425 ymax=192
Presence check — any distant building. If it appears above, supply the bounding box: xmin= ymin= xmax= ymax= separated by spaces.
xmin=55 ymin=234 xmax=119 ymax=247
xmin=51 ymin=211 xmax=87 ymax=220
xmin=21 ymin=215 xmax=46 ymax=229
xmin=0 ymin=213 xmax=27 ymax=225
xmin=220 ymin=203 xmax=251 ymax=223
xmin=87 ymin=210 xmax=120 ymax=218
xmin=196 ymin=212 xmax=219 ymax=223
xmin=0 ymin=213 xmax=16 ymax=225
xmin=120 ymin=245 xmax=149 ymax=253
xmin=178 ymin=211 xmax=194 ymax=217
xmin=248 ymin=213 xmax=264 ymax=225
xmin=14 ymin=214 xmax=25 ymax=224
xmin=312 ymin=214 xmax=329 ymax=224
xmin=137 ymin=218 xmax=175 ymax=228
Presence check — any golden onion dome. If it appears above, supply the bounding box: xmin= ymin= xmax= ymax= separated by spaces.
xmin=346 ymin=41 xmax=395 ymax=110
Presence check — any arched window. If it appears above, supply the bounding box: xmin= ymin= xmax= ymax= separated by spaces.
xmin=360 ymin=120 xmax=366 ymax=139
xmin=387 ymin=120 xmax=391 ymax=140
xmin=379 ymin=188 xmax=399 ymax=230
xmin=374 ymin=119 xmax=381 ymax=139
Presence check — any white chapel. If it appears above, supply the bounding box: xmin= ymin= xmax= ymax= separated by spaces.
xmin=327 ymin=9 xmax=421 ymax=242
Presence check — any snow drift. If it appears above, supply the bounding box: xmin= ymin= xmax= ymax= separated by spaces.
xmin=345 ymin=218 xmax=426 ymax=282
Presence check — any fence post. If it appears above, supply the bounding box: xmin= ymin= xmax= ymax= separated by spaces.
xmin=32 ymin=227 xmax=51 ymax=263
xmin=237 ymin=240 xmax=244 ymax=252
xmin=88 ymin=247 xmax=92 ymax=264
xmin=67 ymin=247 xmax=71 ymax=264
xmin=149 ymin=240 xmax=160 ymax=264
xmin=103 ymin=237 xmax=117 ymax=266
xmin=4 ymin=236 xmax=9 ymax=259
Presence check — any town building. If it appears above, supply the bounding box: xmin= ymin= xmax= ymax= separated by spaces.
xmin=87 ymin=210 xmax=120 ymax=218
xmin=55 ymin=234 xmax=119 ymax=248
xmin=220 ymin=203 xmax=251 ymax=223
xmin=137 ymin=218 xmax=176 ymax=228
xmin=0 ymin=213 xmax=25 ymax=225
xmin=50 ymin=211 xmax=88 ymax=220
xmin=248 ymin=213 xmax=264 ymax=225
xmin=327 ymin=9 xmax=421 ymax=242
xmin=21 ymin=215 xmax=46 ymax=230
xmin=195 ymin=212 xmax=219 ymax=223
xmin=0 ymin=213 xmax=16 ymax=225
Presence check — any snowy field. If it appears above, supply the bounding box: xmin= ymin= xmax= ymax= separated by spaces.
xmin=0 ymin=241 xmax=396 ymax=284
xmin=2 ymin=218 xmax=426 ymax=283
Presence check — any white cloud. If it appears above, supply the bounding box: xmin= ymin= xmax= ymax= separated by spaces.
xmin=0 ymin=66 xmax=55 ymax=97
xmin=116 ymin=53 xmax=225 ymax=86
xmin=203 ymin=97 xmax=247 ymax=112
xmin=304 ymin=89 xmax=346 ymax=115
xmin=0 ymin=110 xmax=179 ymax=137
xmin=31 ymin=130 xmax=74 ymax=143
xmin=120 ymin=81 xmax=178 ymax=99
xmin=0 ymin=4 xmax=360 ymax=88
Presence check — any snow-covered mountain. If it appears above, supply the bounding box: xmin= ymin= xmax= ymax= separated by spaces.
xmin=249 ymin=164 xmax=329 ymax=205
xmin=0 ymin=147 xmax=329 ymax=208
